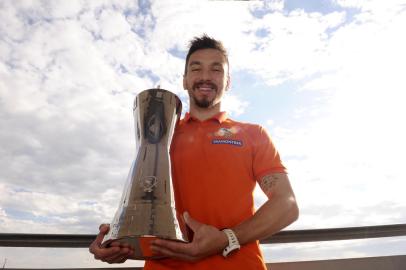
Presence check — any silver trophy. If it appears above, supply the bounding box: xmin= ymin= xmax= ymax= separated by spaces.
xmin=102 ymin=88 xmax=187 ymax=259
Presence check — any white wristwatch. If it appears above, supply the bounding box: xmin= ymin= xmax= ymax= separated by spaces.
xmin=222 ymin=228 xmax=241 ymax=257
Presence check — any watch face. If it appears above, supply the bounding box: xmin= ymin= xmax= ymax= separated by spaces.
xmin=223 ymin=243 xmax=241 ymax=257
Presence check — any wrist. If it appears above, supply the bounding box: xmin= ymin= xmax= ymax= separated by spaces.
xmin=220 ymin=230 xmax=229 ymax=248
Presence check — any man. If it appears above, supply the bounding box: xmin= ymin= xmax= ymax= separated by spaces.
xmin=89 ymin=34 xmax=299 ymax=269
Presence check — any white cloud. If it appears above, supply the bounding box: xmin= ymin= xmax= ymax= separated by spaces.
xmin=335 ymin=0 xmax=406 ymax=13
xmin=98 ymin=9 xmax=131 ymax=40
xmin=266 ymin=119 xmax=274 ymax=126
xmin=0 ymin=206 xmax=6 ymax=217
xmin=264 ymin=0 xmax=285 ymax=12
xmin=44 ymin=0 xmax=84 ymax=19
xmin=0 ymin=2 xmax=152 ymax=239
xmin=222 ymin=93 xmax=249 ymax=116
xmin=231 ymin=9 xmax=347 ymax=86
xmin=0 ymin=182 xmax=122 ymax=234
xmin=272 ymin=3 xmax=406 ymax=227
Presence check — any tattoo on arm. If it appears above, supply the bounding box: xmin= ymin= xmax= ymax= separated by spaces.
xmin=259 ymin=174 xmax=280 ymax=197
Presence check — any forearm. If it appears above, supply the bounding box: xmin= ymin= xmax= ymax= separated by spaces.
xmin=232 ymin=173 xmax=299 ymax=245
xmin=232 ymin=193 xmax=298 ymax=245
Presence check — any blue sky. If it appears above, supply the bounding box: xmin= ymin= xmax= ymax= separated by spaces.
xmin=1 ymin=0 xmax=406 ymax=268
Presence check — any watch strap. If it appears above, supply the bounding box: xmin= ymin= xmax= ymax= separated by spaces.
xmin=222 ymin=228 xmax=241 ymax=257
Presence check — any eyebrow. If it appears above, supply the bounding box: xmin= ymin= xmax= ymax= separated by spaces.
xmin=189 ymin=61 xmax=202 ymax=66
xmin=188 ymin=61 xmax=223 ymax=67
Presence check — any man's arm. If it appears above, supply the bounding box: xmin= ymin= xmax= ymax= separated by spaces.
xmin=233 ymin=172 xmax=299 ymax=245
xmin=151 ymin=172 xmax=298 ymax=260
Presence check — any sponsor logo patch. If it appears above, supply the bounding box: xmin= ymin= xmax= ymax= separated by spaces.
xmin=212 ymin=139 xmax=243 ymax=146
xmin=213 ymin=127 xmax=241 ymax=138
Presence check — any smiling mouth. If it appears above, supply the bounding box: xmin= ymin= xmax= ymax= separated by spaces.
xmin=193 ymin=82 xmax=217 ymax=92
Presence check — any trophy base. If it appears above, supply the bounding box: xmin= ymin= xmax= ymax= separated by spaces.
xmin=103 ymin=235 xmax=186 ymax=260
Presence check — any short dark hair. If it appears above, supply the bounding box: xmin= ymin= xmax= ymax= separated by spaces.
xmin=184 ymin=34 xmax=229 ymax=75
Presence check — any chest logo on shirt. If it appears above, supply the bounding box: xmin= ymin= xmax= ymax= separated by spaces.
xmin=213 ymin=127 xmax=241 ymax=137
xmin=212 ymin=139 xmax=243 ymax=146
xmin=215 ymin=128 xmax=234 ymax=138
xmin=211 ymin=127 xmax=243 ymax=146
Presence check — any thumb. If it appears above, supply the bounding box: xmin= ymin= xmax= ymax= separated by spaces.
xmin=99 ymin=223 xmax=110 ymax=234
xmin=183 ymin=212 xmax=201 ymax=232
xmin=95 ymin=224 xmax=110 ymax=244
xmin=90 ymin=224 xmax=110 ymax=253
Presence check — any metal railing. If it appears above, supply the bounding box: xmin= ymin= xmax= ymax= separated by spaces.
xmin=1 ymin=223 xmax=406 ymax=247
xmin=1 ymin=223 xmax=406 ymax=270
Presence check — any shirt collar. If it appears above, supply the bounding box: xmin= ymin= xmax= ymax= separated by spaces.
xmin=184 ymin=111 xmax=228 ymax=124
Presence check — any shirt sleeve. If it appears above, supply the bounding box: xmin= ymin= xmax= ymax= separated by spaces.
xmin=250 ymin=125 xmax=287 ymax=181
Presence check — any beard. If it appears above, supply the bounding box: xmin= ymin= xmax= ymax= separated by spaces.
xmin=193 ymin=96 xmax=212 ymax=108
xmin=191 ymin=81 xmax=218 ymax=108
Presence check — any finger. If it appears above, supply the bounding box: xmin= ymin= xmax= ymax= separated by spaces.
xmin=109 ymin=242 xmax=134 ymax=256
xmin=92 ymin=245 xmax=119 ymax=260
xmin=183 ymin=212 xmax=201 ymax=233
xmin=115 ymin=256 xmax=129 ymax=264
xmin=151 ymin=245 xmax=196 ymax=262
xmin=109 ymin=241 xmax=132 ymax=250
xmin=102 ymin=247 xmax=131 ymax=263
xmin=109 ymin=241 xmax=127 ymax=247
xmin=99 ymin=223 xmax=110 ymax=231
xmin=152 ymin=238 xmax=192 ymax=255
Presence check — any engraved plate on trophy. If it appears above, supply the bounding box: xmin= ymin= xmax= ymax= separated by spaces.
xmin=102 ymin=88 xmax=186 ymax=259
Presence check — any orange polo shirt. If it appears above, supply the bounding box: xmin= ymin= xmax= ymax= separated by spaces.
xmin=144 ymin=112 xmax=286 ymax=270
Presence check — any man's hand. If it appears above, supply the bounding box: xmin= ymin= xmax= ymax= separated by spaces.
xmin=150 ymin=212 xmax=228 ymax=262
xmin=89 ymin=224 xmax=134 ymax=264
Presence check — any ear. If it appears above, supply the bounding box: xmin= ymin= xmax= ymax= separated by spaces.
xmin=183 ymin=74 xmax=187 ymax=90
xmin=226 ymin=74 xmax=231 ymax=91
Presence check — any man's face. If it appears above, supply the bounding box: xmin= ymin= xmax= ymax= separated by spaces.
xmin=183 ymin=48 xmax=230 ymax=109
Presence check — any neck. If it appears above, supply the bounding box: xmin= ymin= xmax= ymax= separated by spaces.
xmin=189 ymin=102 xmax=222 ymax=121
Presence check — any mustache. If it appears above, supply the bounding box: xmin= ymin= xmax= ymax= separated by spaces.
xmin=192 ymin=81 xmax=217 ymax=91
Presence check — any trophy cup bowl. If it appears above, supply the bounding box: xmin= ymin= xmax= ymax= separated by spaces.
xmin=102 ymin=88 xmax=187 ymax=259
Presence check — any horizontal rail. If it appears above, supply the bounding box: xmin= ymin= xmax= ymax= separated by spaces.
xmin=1 ymin=223 xmax=405 ymax=248
xmin=265 ymin=223 xmax=406 ymax=244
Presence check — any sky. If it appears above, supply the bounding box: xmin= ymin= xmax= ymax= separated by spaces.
xmin=1 ymin=0 xmax=406 ymax=268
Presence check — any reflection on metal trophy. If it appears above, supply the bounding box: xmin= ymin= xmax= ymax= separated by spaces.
xmin=102 ymin=88 xmax=186 ymax=259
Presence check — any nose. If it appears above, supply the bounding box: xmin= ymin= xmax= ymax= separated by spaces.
xmin=201 ymin=68 xmax=211 ymax=81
